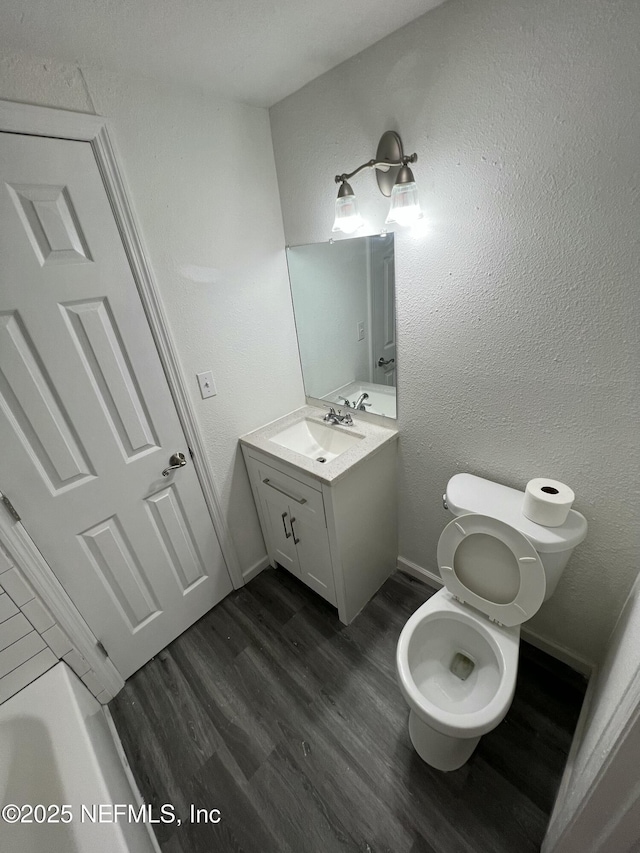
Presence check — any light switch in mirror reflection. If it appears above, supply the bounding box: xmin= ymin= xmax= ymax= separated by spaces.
xmin=286 ymin=234 xmax=396 ymax=419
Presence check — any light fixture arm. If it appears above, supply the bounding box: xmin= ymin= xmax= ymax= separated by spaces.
xmin=335 ymin=152 xmax=417 ymax=186
xmin=334 ymin=131 xmax=418 ymax=198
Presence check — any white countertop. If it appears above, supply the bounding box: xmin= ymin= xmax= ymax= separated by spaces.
xmin=240 ymin=405 xmax=398 ymax=485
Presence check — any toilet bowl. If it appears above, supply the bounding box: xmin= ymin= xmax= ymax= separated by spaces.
xmin=396 ymin=588 xmax=519 ymax=771
xmin=396 ymin=473 xmax=588 ymax=771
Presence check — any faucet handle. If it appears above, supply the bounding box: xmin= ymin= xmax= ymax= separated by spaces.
xmin=323 ymin=405 xmax=337 ymax=422
xmin=338 ymin=397 xmax=352 ymax=407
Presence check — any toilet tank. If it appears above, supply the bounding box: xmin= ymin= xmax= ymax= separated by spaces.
xmin=445 ymin=473 xmax=588 ymax=600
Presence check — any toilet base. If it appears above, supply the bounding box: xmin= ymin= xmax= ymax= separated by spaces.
xmin=408 ymin=710 xmax=480 ymax=772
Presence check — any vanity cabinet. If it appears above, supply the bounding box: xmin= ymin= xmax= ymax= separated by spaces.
xmin=241 ymin=433 xmax=398 ymax=624
xmin=252 ymin=459 xmax=336 ymax=605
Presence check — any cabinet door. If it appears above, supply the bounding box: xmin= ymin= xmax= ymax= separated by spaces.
xmin=290 ymin=512 xmax=336 ymax=606
xmin=250 ymin=454 xmax=335 ymax=605
xmin=262 ymin=490 xmax=299 ymax=576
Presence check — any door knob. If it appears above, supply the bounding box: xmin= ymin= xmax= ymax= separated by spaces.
xmin=162 ymin=451 xmax=187 ymax=477
xmin=377 ymin=357 xmax=395 ymax=367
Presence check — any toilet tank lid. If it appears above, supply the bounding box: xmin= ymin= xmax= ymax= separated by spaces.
xmin=445 ymin=473 xmax=587 ymax=553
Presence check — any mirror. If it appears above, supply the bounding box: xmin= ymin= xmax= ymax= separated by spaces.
xmin=286 ymin=234 xmax=396 ymax=419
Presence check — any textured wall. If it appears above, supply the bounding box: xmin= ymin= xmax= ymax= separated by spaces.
xmin=270 ymin=0 xmax=640 ymax=663
xmin=0 ymin=52 xmax=305 ymax=576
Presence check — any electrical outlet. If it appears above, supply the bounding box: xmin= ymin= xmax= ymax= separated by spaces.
xmin=197 ymin=371 xmax=217 ymax=399
xmin=357 ymin=321 xmax=365 ymax=341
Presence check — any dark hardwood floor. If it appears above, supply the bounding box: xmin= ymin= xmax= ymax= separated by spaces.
xmin=110 ymin=569 xmax=587 ymax=853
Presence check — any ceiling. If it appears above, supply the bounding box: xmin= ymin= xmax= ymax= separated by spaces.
xmin=0 ymin=0 xmax=447 ymax=108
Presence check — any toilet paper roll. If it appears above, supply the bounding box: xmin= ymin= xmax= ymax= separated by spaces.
xmin=522 ymin=478 xmax=575 ymax=527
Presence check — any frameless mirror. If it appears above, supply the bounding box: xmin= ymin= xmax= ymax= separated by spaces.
xmin=286 ymin=234 xmax=396 ymax=419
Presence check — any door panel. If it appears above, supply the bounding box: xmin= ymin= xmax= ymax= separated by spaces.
xmin=292 ymin=513 xmax=336 ymax=605
xmin=0 ymin=132 xmax=233 ymax=678
xmin=7 ymin=182 xmax=93 ymax=266
xmin=79 ymin=514 xmax=161 ymax=629
xmin=262 ymin=491 xmax=299 ymax=575
xmin=0 ymin=310 xmax=96 ymax=489
xmin=61 ymin=297 xmax=159 ymax=457
xmin=145 ymin=486 xmax=207 ymax=591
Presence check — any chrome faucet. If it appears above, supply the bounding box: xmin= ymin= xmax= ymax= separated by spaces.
xmin=323 ymin=406 xmax=354 ymax=426
xmin=353 ymin=392 xmax=370 ymax=411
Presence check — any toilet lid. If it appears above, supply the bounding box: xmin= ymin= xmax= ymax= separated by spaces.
xmin=437 ymin=514 xmax=546 ymax=627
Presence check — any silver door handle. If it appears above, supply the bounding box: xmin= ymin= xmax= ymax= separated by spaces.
xmin=377 ymin=357 xmax=395 ymax=367
xmin=290 ymin=516 xmax=300 ymax=545
xmin=281 ymin=511 xmax=292 ymax=539
xmin=262 ymin=478 xmax=307 ymax=505
xmin=162 ymin=451 xmax=187 ymax=477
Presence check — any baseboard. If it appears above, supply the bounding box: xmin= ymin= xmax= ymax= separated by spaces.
xmin=242 ymin=555 xmax=270 ymax=584
xmin=396 ymin=556 xmax=595 ymax=677
xmin=523 ymin=626 xmax=594 ymax=677
xmin=397 ymin=556 xmax=442 ymax=589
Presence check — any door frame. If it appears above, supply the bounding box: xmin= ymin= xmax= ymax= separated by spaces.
xmin=543 ymin=646 xmax=640 ymax=852
xmin=0 ymin=99 xmax=243 ymax=691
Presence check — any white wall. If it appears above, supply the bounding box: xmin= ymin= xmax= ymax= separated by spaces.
xmin=0 ymin=51 xmax=305 ymax=576
xmin=287 ymin=238 xmax=370 ymax=398
xmin=270 ymin=0 xmax=640 ymax=664
xmin=544 ymin=574 xmax=640 ymax=851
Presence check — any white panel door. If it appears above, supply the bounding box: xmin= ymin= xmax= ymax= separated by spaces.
xmin=0 ymin=132 xmax=233 ymax=679
xmin=371 ymin=235 xmax=396 ymax=386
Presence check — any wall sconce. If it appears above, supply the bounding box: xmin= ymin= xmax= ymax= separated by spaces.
xmin=332 ymin=131 xmax=422 ymax=234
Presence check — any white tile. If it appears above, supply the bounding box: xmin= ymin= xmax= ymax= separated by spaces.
xmin=0 ymin=649 xmax=57 ymax=704
xmin=81 ymin=670 xmax=104 ymax=697
xmin=0 ymin=631 xmax=46 ymax=679
xmin=63 ymin=649 xmax=90 ymax=677
xmin=42 ymin=624 xmax=74 ymax=658
xmin=0 ymin=613 xmax=32 ymax=652
xmin=0 ymin=567 xmax=35 ymax=607
xmin=0 ymin=544 xmax=13 ymax=574
xmin=21 ymin=598 xmax=55 ymax=634
xmin=0 ymin=594 xmax=19 ymax=625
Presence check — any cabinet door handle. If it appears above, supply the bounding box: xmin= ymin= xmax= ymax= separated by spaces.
xmin=290 ymin=516 xmax=300 ymax=545
xmin=281 ymin=511 xmax=292 ymax=539
xmin=262 ymin=478 xmax=307 ymax=505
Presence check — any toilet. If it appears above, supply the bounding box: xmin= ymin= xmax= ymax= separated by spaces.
xmin=396 ymin=473 xmax=587 ymax=771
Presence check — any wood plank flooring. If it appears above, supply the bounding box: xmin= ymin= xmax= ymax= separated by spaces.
xmin=110 ymin=569 xmax=587 ymax=853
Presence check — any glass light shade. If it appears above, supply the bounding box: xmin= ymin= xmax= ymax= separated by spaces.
xmin=385 ymin=181 xmax=422 ymax=227
xmin=332 ymin=194 xmax=364 ymax=234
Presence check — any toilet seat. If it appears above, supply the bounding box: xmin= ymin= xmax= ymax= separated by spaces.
xmin=437 ymin=514 xmax=546 ymax=627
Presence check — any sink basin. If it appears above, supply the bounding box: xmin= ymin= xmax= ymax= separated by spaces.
xmin=269 ymin=418 xmax=364 ymax=462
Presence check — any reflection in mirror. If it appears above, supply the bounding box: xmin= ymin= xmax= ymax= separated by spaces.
xmin=286 ymin=234 xmax=396 ymax=419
